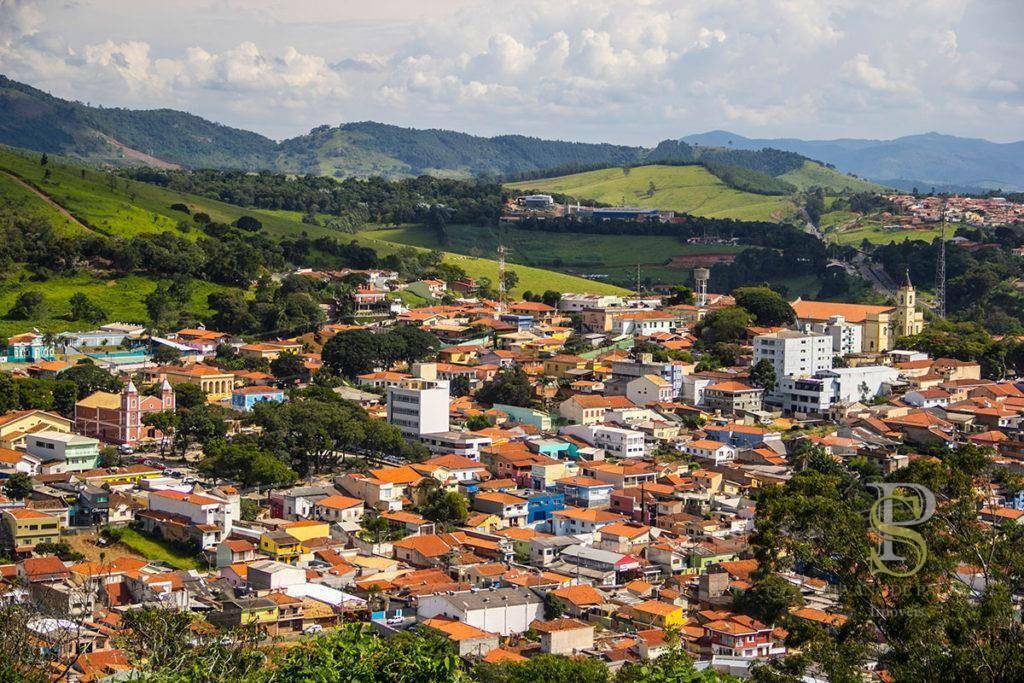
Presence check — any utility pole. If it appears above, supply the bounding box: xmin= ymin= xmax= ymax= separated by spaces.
xmin=497 ymin=243 xmax=507 ymax=317
xmin=935 ymin=197 xmax=947 ymax=318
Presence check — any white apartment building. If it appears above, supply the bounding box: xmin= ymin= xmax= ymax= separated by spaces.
xmin=809 ymin=315 xmax=863 ymax=356
xmin=148 ymin=490 xmax=236 ymax=540
xmin=562 ymin=424 xmax=646 ymax=458
xmin=754 ymin=330 xmax=834 ymax=380
xmin=386 ymin=363 xmax=450 ymax=436
xmin=779 ymin=366 xmax=899 ymax=415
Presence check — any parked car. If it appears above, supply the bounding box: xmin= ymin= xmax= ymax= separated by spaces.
xmin=303 ymin=624 xmax=324 ymax=634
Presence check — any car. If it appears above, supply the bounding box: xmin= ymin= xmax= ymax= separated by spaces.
xmin=143 ymin=460 xmax=166 ymax=470
xmin=385 ymin=616 xmax=405 ymax=626
xmin=303 ymin=624 xmax=324 ymax=634
xmin=118 ymin=444 xmax=135 ymax=455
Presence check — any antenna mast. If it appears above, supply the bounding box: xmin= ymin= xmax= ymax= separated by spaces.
xmin=935 ymin=197 xmax=947 ymax=318
xmin=497 ymin=243 xmax=507 ymax=316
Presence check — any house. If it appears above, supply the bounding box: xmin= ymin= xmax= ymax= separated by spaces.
xmin=549 ymin=507 xmax=625 ymax=536
xmin=531 ymin=618 xmax=595 ymax=655
xmin=416 ymin=587 xmax=543 ymax=636
xmin=548 ymin=584 xmax=607 ymax=618
xmin=392 ymin=533 xmax=462 ymax=568
xmin=621 ymin=600 xmax=686 ymax=629
xmin=413 ymin=454 xmax=489 ymax=486
xmin=259 ymin=530 xmax=303 ymax=564
xmin=3 ymin=508 xmax=61 ymax=553
xmin=144 ymin=364 xmax=236 ymax=400
xmin=313 ymin=495 xmax=365 ymax=524
xmin=557 ymin=476 xmax=615 ymax=509
xmin=680 ymin=440 xmax=737 ymax=465
xmin=423 ymin=617 xmax=500 ymax=657
xmin=231 ymin=386 xmax=286 ymax=411
xmin=703 ymin=615 xmax=781 ymax=658
xmin=24 ymin=431 xmax=100 ymax=473
xmin=75 ymin=381 xmax=174 ymax=447
xmin=472 ymin=491 xmax=529 ymax=528
xmin=142 ymin=489 xmax=236 ymax=549
xmin=626 ymin=374 xmax=673 ymax=407
xmin=0 ymin=410 xmax=72 ymax=449
xmin=215 ymin=539 xmax=258 ymax=568
xmin=702 ymin=382 xmax=763 ymax=415
xmin=596 ymin=522 xmax=653 ymax=554
xmin=2 ymin=332 xmax=55 ymax=363
xmin=559 ymin=395 xmax=636 ymax=425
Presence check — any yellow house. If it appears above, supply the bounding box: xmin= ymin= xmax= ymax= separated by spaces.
xmin=627 ymin=600 xmax=686 ymax=629
xmin=280 ymin=520 xmax=330 ymax=543
xmin=464 ymin=512 xmax=502 ymax=533
xmin=80 ymin=464 xmax=163 ymax=487
xmin=0 ymin=410 xmax=72 ymax=449
xmin=543 ymin=355 xmax=589 ymax=380
xmin=146 ymin=364 xmax=236 ymax=400
xmin=4 ymin=508 xmax=62 ymax=552
xmin=260 ymin=530 xmax=303 ymax=564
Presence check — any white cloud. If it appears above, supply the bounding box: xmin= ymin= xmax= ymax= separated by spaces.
xmin=0 ymin=0 xmax=1021 ymax=142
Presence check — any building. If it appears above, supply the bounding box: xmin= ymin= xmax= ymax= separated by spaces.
xmin=557 ymin=477 xmax=615 ymax=509
xmin=753 ymin=330 xmax=833 ymax=382
xmin=559 ymin=395 xmax=635 ymax=425
xmin=3 ymin=508 xmax=61 ymax=553
xmin=312 ymin=495 xmax=365 ymax=524
xmin=2 ymin=332 xmax=55 ymax=363
xmin=24 ymin=431 xmax=100 ymax=473
xmin=492 ymin=404 xmax=552 ymax=431
xmin=779 ymin=366 xmax=899 ymax=415
xmin=626 ymin=374 xmax=673 ymax=407
xmin=416 ymin=588 xmax=543 ymax=636
xmin=75 ymin=381 xmax=174 ymax=447
xmin=145 ymin=364 xmax=235 ymax=400
xmin=562 ymin=424 xmax=646 ymax=459
xmin=531 ymin=618 xmax=595 ymax=655
xmin=611 ymin=353 xmax=687 ymax=397
xmin=386 ymin=363 xmax=450 ymax=437
xmin=702 ymin=382 xmax=763 ymax=415
xmin=231 ymin=386 xmax=286 ymax=411
xmin=809 ymin=315 xmax=863 ymax=356
xmin=0 ymin=410 xmax=72 ymax=449
xmin=681 ymin=439 xmax=738 ymax=465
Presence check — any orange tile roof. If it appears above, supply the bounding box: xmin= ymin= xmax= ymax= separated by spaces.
xmin=316 ymin=495 xmax=364 ymax=510
xmin=552 ymin=584 xmax=606 ymax=607
xmin=791 ymin=299 xmax=894 ymax=323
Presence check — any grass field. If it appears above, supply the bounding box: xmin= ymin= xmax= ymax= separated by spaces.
xmin=829 ymin=223 xmax=945 ymax=246
xmin=116 ymin=528 xmax=203 ymax=570
xmin=506 ymin=165 xmax=796 ymax=222
xmin=368 ymin=224 xmax=744 ymax=289
xmin=0 ymin=146 xmax=626 ymax=325
xmin=0 ymin=269 xmax=232 ymax=337
xmin=780 ymin=161 xmax=886 ymax=193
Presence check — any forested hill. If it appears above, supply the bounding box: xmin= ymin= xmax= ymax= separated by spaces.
xmin=0 ymin=76 xmax=277 ymax=169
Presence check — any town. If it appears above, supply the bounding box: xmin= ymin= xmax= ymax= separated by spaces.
xmin=1 ymin=259 xmax=1020 ymax=681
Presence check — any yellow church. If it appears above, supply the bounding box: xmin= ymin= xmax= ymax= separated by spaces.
xmin=791 ymin=271 xmax=923 ymax=353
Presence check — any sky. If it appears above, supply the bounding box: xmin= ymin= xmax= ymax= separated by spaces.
xmin=1 ymin=0 xmax=1022 ymax=145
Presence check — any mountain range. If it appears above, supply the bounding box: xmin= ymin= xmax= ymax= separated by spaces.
xmin=682 ymin=130 xmax=1024 ymax=192
xmin=2 ymin=74 xmax=1020 ymax=191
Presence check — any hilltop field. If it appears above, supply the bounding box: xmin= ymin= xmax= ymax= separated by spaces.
xmin=0 ymin=147 xmax=626 ymax=335
xmin=506 ymin=164 xmax=797 ymax=222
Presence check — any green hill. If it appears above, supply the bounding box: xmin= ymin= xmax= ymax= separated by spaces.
xmin=780 ymin=160 xmax=886 ymax=192
xmin=0 ymin=147 xmax=625 ymax=335
xmin=506 ymin=164 xmax=796 ymax=222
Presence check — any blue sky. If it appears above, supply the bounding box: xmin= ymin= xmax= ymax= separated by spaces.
xmin=1 ymin=0 xmax=1021 ymax=144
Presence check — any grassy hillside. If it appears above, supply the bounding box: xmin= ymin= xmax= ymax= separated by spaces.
xmin=506 ymin=165 xmax=796 ymax=222
xmin=0 ymin=147 xmax=625 ymax=337
xmin=369 ymin=224 xmax=742 ymax=289
xmin=781 ymin=161 xmax=886 ymax=192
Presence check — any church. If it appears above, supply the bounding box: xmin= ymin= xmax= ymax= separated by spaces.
xmin=75 ymin=380 xmax=176 ymax=447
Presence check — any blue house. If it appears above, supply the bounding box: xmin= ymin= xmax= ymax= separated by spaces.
xmin=231 ymin=386 xmax=286 ymax=411
xmin=526 ymin=491 xmax=565 ymax=524
xmin=3 ymin=332 xmax=55 ymax=363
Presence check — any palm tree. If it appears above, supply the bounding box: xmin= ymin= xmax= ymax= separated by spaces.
xmin=41 ymin=331 xmax=57 ymax=361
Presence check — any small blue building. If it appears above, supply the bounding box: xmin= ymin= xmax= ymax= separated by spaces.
xmin=526 ymin=491 xmax=565 ymax=524
xmin=231 ymin=386 xmax=286 ymax=411
xmin=3 ymin=332 xmax=55 ymax=363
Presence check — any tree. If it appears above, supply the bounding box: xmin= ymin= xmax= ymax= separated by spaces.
xmin=98 ymin=445 xmax=122 ymax=468
xmin=40 ymin=153 xmax=48 ymax=166
xmin=199 ymin=439 xmax=298 ymax=487
xmin=615 ymin=632 xmax=738 ymax=683
xmin=142 ymin=411 xmax=178 ymax=454
xmin=33 ymin=541 xmax=84 ymax=562
xmin=322 ymin=329 xmax=380 ymax=378
xmin=172 ymin=383 xmax=207 ymax=410
xmin=748 ymin=359 xmax=777 ymax=393
xmin=271 ymin=352 xmax=307 ymax=381
xmin=68 ymin=293 xmax=106 ymax=324
xmin=501 ymin=269 xmax=519 ymax=293
xmin=450 ymin=375 xmax=471 ymax=398
xmin=465 ymin=414 xmax=493 ymax=431
xmin=541 ymin=290 xmax=562 ymax=308
xmin=419 ymin=483 xmax=469 ymax=528
xmin=733 ymin=287 xmax=795 ymax=326
xmin=3 ymin=472 xmax=33 ymax=500
xmin=272 ymin=624 xmax=466 ymax=683
xmin=695 ymin=306 xmax=752 ymax=345
xmin=476 ymin=654 xmax=610 ymax=683
xmin=144 ymin=284 xmax=177 ymax=331
xmin=151 ymin=344 xmax=182 ymax=365
xmin=173 ymin=404 xmax=228 ymax=457
xmin=360 ymin=512 xmax=401 ymax=544
xmin=6 ymin=291 xmax=45 ymax=320
xmin=61 ymin=361 xmax=122 ymax=399
xmin=665 ymin=285 xmax=694 ymax=305
xmin=476 ymin=366 xmax=533 ymax=407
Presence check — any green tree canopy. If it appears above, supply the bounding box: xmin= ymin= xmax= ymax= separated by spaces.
xmin=733 ymin=287 xmax=795 ymax=327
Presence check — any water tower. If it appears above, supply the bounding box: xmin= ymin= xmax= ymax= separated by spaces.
xmin=694 ymin=267 xmax=710 ymax=307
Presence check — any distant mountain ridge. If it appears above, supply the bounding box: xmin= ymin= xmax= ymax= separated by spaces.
xmin=682 ymin=130 xmax=1024 ymax=192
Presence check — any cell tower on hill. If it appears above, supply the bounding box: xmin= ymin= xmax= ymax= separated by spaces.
xmin=935 ymin=198 xmax=947 ymax=318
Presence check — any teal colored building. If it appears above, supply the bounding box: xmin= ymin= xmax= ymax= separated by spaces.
xmin=493 ymin=403 xmax=552 ymax=431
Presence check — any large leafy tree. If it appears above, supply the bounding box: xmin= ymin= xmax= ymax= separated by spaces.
xmin=61 ymin=361 xmax=122 ymax=399
xmin=475 ymin=366 xmax=533 ymax=407
xmin=748 ymin=359 xmax=777 ymax=393
xmin=199 ymin=438 xmax=298 ymax=487
xmin=733 ymin=287 xmax=795 ymax=327
xmin=752 ymin=443 xmax=1024 ymax=682
xmin=694 ymin=306 xmax=752 ymax=345
xmin=475 ymin=654 xmax=610 ymax=683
